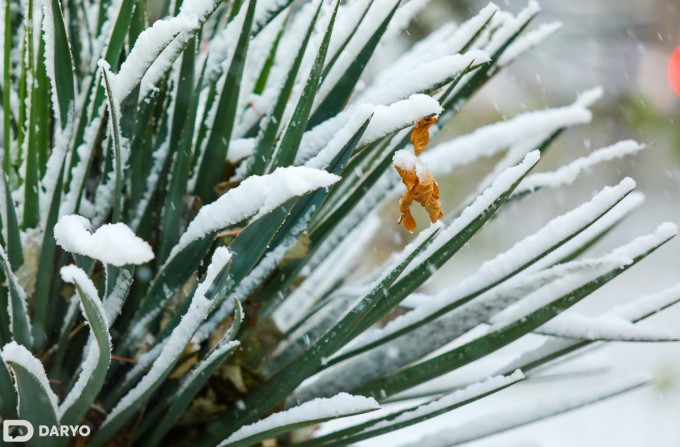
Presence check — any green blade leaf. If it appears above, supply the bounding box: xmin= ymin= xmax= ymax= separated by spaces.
xmin=66 ymin=0 xmax=135 ymax=206
xmin=32 ymin=161 xmax=66 ymax=351
xmin=1 ymin=342 xmax=59 ymax=447
xmin=142 ymin=301 xmax=242 ymax=447
xmin=396 ymin=375 xmax=648 ymax=447
xmin=330 ymin=179 xmax=638 ymax=365
xmin=216 ymin=394 xmax=379 ymax=447
xmin=348 ymin=151 xmax=540 ymax=341
xmin=129 ymin=166 xmax=338 ymax=347
xmin=99 ymin=62 xmax=126 ymax=222
xmin=44 ymin=0 xmax=76 ymax=128
xmin=267 ymin=0 xmax=339 ymax=171
xmin=0 ymin=352 xmax=17 ymax=419
xmin=0 ymin=246 xmax=32 ymax=348
xmin=2 ymin=0 xmax=12 ymax=176
xmin=200 ymin=224 xmax=441 ymax=446
xmin=144 ymin=341 xmax=241 ymax=447
xmin=353 ymin=224 xmax=675 ymax=399
xmin=90 ymin=249 xmax=233 ymax=447
xmin=1 ymin=171 xmax=23 ymax=268
xmin=58 ymin=266 xmax=112 ymax=426
xmin=298 ymin=372 xmax=523 ymax=447
xmin=247 ymin=0 xmax=324 ymax=176
xmin=194 ymin=0 xmax=257 ymax=203
xmin=307 ymin=0 xmax=401 ymax=127
xmin=157 ymin=38 xmax=199 ymax=263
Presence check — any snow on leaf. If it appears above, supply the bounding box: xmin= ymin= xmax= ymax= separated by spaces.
xmin=395 ymin=374 xmax=649 ymax=447
xmin=516 ymin=140 xmax=645 ymax=193
xmin=422 ymin=89 xmax=599 ymax=177
xmin=217 ymin=393 xmax=379 ymax=447
xmin=1 ymin=341 xmax=59 ymax=411
xmin=536 ymin=313 xmax=680 ymax=342
xmin=170 ymin=167 xmax=340 ymax=259
xmin=490 ymin=222 xmax=677 ymax=329
xmin=54 ymin=214 xmax=154 ymax=266
xmin=108 ymin=16 xmax=198 ymax=103
xmin=98 ymin=248 xmax=232 ymax=437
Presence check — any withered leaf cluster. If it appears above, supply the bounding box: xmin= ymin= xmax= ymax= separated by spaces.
xmin=395 ymin=117 xmax=443 ymax=233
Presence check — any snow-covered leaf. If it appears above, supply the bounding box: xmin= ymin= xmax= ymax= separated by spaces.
xmin=58 ymin=265 xmax=112 ymax=426
xmin=218 ymin=393 xmax=379 ymax=447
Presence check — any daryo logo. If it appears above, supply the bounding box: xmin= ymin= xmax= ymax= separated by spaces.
xmin=3 ymin=420 xmax=91 ymax=442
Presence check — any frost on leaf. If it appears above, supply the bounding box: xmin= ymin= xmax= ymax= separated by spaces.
xmin=394 ymin=118 xmax=443 ymax=232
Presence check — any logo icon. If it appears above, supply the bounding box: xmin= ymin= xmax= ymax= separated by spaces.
xmin=3 ymin=420 xmax=34 ymax=443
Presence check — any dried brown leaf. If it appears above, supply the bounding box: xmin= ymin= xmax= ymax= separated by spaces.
xmin=410 ymin=116 xmax=438 ymax=155
xmin=395 ymin=164 xmax=443 ymax=233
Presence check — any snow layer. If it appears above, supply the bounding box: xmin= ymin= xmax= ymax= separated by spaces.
xmin=393 ymin=150 xmax=432 ymax=181
xmin=109 ymin=16 xmax=198 ymax=103
xmin=490 ymin=222 xmax=677 ymax=328
xmin=358 ymin=51 xmax=489 ymax=108
xmin=422 ymin=89 xmax=599 ymax=176
xmin=58 ymin=265 xmax=110 ymax=417
xmin=306 ymin=105 xmax=375 ymax=169
xmin=297 ymin=94 xmax=441 ymax=165
xmin=395 ymin=374 xmax=649 ymax=447
xmin=103 ymin=248 xmax=231 ymax=426
xmin=485 ymin=1 xmax=540 ymax=56
xmin=366 ymin=371 xmax=523 ymax=432
xmin=362 ymin=95 xmax=442 ymax=146
xmin=517 ymin=140 xmax=645 ymax=193
xmin=60 ymin=265 xmax=105 ymax=316
xmin=171 ymin=167 xmax=339 ymax=258
xmin=537 ymin=313 xmax=680 ymax=342
xmin=379 ymin=2 xmax=497 ymax=84
xmin=178 ymin=0 xmax=219 ymax=20
xmin=2 ymin=341 xmax=60 ymax=411
xmin=218 ymin=393 xmax=379 ymax=446
xmin=254 ymin=0 xmax=292 ymax=31
xmin=609 ymin=283 xmax=680 ymax=321
xmin=54 ymin=215 xmax=154 ymax=266
xmin=529 ymin=192 xmax=644 ymax=271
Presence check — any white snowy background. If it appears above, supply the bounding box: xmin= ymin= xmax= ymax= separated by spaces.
xmin=328 ymin=0 xmax=680 ymax=445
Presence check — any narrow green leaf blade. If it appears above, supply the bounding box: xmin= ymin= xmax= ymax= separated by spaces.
xmin=267 ymin=0 xmax=339 ymax=171
xmin=216 ymin=394 xmax=379 ymax=447
xmin=58 ymin=266 xmax=112 ymax=426
xmin=1 ymin=342 xmax=59 ymax=447
xmin=308 ymin=0 xmax=400 ymax=127
xmin=195 ymin=0 xmax=258 ymax=202
xmin=44 ymin=0 xmax=76 ymax=128
xmin=247 ymin=0 xmax=323 ymax=176
xmin=0 ymin=354 xmax=17 ymax=419
xmin=0 ymin=246 xmax=32 ymax=348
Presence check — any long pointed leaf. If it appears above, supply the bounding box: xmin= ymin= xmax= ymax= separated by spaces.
xmin=58 ymin=266 xmax=112 ymax=426
xmin=195 ymin=0 xmax=257 ymax=202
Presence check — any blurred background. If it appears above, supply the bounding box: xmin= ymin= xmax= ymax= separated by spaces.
xmin=358 ymin=0 xmax=680 ymax=445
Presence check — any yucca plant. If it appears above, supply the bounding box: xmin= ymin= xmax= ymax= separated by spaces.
xmin=0 ymin=0 xmax=678 ymax=445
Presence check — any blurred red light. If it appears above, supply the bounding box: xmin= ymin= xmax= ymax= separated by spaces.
xmin=669 ymin=47 xmax=680 ymax=96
